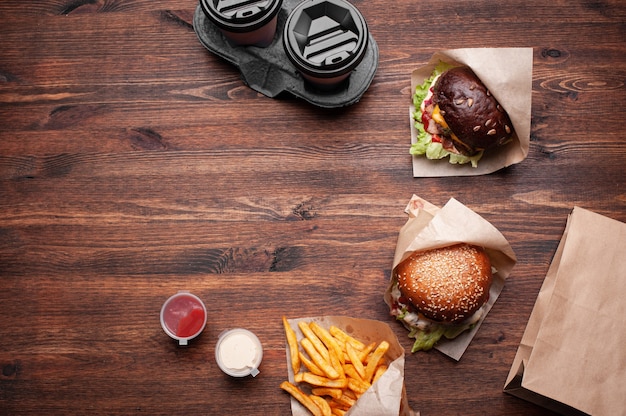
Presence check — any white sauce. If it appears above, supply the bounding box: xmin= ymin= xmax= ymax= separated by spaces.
xmin=219 ymin=332 xmax=259 ymax=370
xmin=420 ymin=74 xmax=440 ymax=112
xmin=216 ymin=328 xmax=263 ymax=377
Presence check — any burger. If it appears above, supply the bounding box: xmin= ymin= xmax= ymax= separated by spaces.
xmin=389 ymin=243 xmax=493 ymax=352
xmin=411 ymin=63 xmax=514 ymax=167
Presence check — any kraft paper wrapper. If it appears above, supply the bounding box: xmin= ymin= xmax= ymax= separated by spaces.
xmin=384 ymin=195 xmax=517 ymax=360
xmin=409 ymin=47 xmax=533 ymax=177
xmin=504 ymin=207 xmax=626 ymax=415
xmin=284 ymin=316 xmax=418 ymax=416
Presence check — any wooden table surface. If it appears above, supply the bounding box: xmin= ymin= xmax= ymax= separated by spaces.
xmin=1 ymin=0 xmax=624 ymax=415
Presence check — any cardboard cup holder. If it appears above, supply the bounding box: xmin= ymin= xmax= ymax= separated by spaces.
xmin=193 ymin=0 xmax=379 ymax=108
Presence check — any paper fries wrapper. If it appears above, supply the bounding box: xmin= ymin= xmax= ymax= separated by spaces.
xmin=409 ymin=47 xmax=533 ymax=177
xmin=504 ymin=207 xmax=626 ymax=415
xmin=284 ymin=316 xmax=418 ymax=416
xmin=384 ymin=195 xmax=517 ymax=360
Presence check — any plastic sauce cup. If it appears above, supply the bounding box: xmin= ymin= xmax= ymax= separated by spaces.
xmin=160 ymin=292 xmax=207 ymax=346
xmin=215 ymin=328 xmax=263 ymax=377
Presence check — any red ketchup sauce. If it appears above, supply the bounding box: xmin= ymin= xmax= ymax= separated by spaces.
xmin=162 ymin=293 xmax=206 ymax=338
xmin=421 ymin=88 xmax=459 ymax=152
xmin=421 ymin=90 xmax=442 ymax=144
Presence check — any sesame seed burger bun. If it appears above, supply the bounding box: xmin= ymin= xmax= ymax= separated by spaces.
xmin=394 ymin=243 xmax=492 ymax=324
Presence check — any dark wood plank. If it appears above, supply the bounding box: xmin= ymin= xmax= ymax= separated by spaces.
xmin=1 ymin=0 xmax=625 ymax=414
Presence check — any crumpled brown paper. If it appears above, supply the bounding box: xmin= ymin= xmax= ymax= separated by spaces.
xmin=504 ymin=207 xmax=626 ymax=416
xmin=384 ymin=195 xmax=517 ymax=360
xmin=409 ymin=47 xmax=533 ymax=177
xmin=284 ymin=316 xmax=418 ymax=416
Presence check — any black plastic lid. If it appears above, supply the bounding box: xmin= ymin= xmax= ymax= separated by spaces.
xmin=200 ymin=0 xmax=283 ymax=33
xmin=283 ymin=0 xmax=368 ymax=78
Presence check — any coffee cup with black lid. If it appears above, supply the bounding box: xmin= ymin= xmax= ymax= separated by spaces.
xmin=200 ymin=0 xmax=283 ymax=47
xmin=283 ymin=0 xmax=369 ymax=90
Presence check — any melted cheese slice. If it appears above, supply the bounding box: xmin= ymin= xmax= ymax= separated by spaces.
xmin=432 ymin=104 xmax=463 ymax=145
xmin=431 ymin=105 xmax=449 ymax=128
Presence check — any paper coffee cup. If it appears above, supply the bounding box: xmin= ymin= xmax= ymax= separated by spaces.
xmin=283 ymin=0 xmax=368 ymax=90
xmin=200 ymin=0 xmax=283 ymax=47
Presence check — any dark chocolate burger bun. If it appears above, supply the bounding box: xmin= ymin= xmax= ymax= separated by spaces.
xmin=433 ymin=66 xmax=513 ymax=155
xmin=394 ymin=244 xmax=492 ymax=324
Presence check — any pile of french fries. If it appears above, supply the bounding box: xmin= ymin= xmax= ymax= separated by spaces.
xmin=280 ymin=317 xmax=390 ymax=416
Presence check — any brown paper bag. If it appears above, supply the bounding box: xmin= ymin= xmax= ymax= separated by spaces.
xmin=504 ymin=207 xmax=626 ymax=416
xmin=409 ymin=47 xmax=533 ymax=177
xmin=284 ymin=316 xmax=418 ymax=416
xmin=385 ymin=195 xmax=517 ymax=360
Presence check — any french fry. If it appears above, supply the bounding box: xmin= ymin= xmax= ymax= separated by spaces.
xmin=280 ymin=381 xmax=323 ymax=416
xmin=329 ymin=326 xmax=366 ymax=351
xmin=342 ymin=363 xmax=363 ymax=382
xmin=283 ymin=316 xmax=301 ymax=375
xmin=299 ymin=321 xmax=330 ymax=361
xmin=329 ymin=400 xmax=350 ymax=416
xmin=347 ymin=377 xmax=371 ymax=396
xmin=345 ymin=342 xmax=366 ymax=380
xmin=281 ymin=319 xmax=391 ymax=416
xmin=372 ymin=364 xmax=388 ymax=384
xmin=332 ymin=393 xmax=356 ymax=408
xmin=364 ymin=340 xmax=389 ymax=383
xmin=330 ymin=408 xmax=346 ymax=416
xmin=328 ymin=346 xmax=345 ymax=379
xmin=311 ymin=387 xmax=343 ymax=400
xmin=310 ymin=322 xmax=345 ymax=365
xmin=358 ymin=342 xmax=376 ymax=363
xmin=309 ymin=394 xmax=332 ymax=416
xmin=299 ymin=372 xmax=348 ymax=389
xmin=301 ymin=338 xmax=340 ymax=380
xmin=342 ymin=389 xmax=357 ymax=400
xmin=299 ymin=351 xmax=325 ymax=376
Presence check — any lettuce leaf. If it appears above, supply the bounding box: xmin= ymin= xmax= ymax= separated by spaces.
xmin=409 ymin=326 xmax=446 ymax=352
xmin=410 ymin=61 xmax=483 ymax=168
xmin=412 ymin=61 xmax=451 ymax=110
xmin=409 ymin=322 xmax=476 ymax=353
